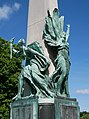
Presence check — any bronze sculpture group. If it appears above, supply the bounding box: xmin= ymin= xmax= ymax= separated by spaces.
xmin=11 ymin=8 xmax=70 ymax=100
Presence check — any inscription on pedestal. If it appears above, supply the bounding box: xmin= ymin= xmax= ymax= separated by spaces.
xmin=11 ymin=97 xmax=38 ymax=119
xmin=60 ymin=105 xmax=78 ymax=119
xmin=12 ymin=106 xmax=32 ymax=119
xmin=55 ymin=97 xmax=80 ymax=119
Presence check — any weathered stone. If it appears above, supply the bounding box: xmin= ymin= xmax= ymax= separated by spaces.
xmin=10 ymin=97 xmax=38 ymax=119
xmin=11 ymin=97 xmax=80 ymax=119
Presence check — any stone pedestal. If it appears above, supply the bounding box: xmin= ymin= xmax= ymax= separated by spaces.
xmin=10 ymin=97 xmax=80 ymax=119
xmin=55 ymin=97 xmax=80 ymax=119
xmin=38 ymin=98 xmax=55 ymax=119
xmin=10 ymin=97 xmax=38 ymax=119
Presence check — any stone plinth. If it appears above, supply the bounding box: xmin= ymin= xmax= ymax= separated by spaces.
xmin=10 ymin=97 xmax=80 ymax=119
xmin=10 ymin=97 xmax=38 ymax=119
xmin=55 ymin=97 xmax=80 ymax=119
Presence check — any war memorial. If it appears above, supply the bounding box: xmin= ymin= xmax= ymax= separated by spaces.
xmin=10 ymin=0 xmax=80 ymax=119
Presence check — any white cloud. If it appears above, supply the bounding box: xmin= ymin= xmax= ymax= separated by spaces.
xmin=76 ymin=89 xmax=89 ymax=94
xmin=13 ymin=2 xmax=21 ymax=11
xmin=0 ymin=5 xmax=12 ymax=20
xmin=0 ymin=2 xmax=21 ymax=20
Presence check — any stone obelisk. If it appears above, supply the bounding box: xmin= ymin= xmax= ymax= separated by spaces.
xmin=27 ymin=0 xmax=58 ymax=45
xmin=27 ymin=0 xmax=58 ymax=75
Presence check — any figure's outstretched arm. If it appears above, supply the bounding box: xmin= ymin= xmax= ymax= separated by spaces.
xmin=10 ymin=37 xmax=21 ymax=59
xmin=10 ymin=37 xmax=15 ymax=59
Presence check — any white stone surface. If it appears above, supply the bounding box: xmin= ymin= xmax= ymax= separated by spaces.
xmin=27 ymin=0 xmax=58 ymax=75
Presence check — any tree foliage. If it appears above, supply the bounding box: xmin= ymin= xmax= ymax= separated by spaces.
xmin=0 ymin=38 xmax=22 ymax=119
xmin=80 ymin=111 xmax=89 ymax=119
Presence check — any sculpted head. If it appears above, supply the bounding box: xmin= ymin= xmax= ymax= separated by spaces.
xmin=18 ymin=39 xmax=25 ymax=47
xmin=53 ymin=8 xmax=59 ymax=17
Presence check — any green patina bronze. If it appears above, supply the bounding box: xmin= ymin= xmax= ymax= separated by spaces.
xmin=10 ymin=39 xmax=54 ymax=100
xmin=10 ymin=7 xmax=80 ymax=119
xmin=10 ymin=8 xmax=71 ymax=99
xmin=43 ymin=8 xmax=71 ymax=97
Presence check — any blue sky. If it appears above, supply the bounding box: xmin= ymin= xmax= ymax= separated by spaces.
xmin=0 ymin=0 xmax=89 ymax=112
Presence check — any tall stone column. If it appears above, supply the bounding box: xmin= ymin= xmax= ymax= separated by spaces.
xmin=27 ymin=0 xmax=58 ymax=45
xmin=26 ymin=0 xmax=58 ymax=75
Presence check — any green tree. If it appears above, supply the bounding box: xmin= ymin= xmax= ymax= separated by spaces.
xmin=0 ymin=38 xmax=22 ymax=119
xmin=80 ymin=111 xmax=89 ymax=119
